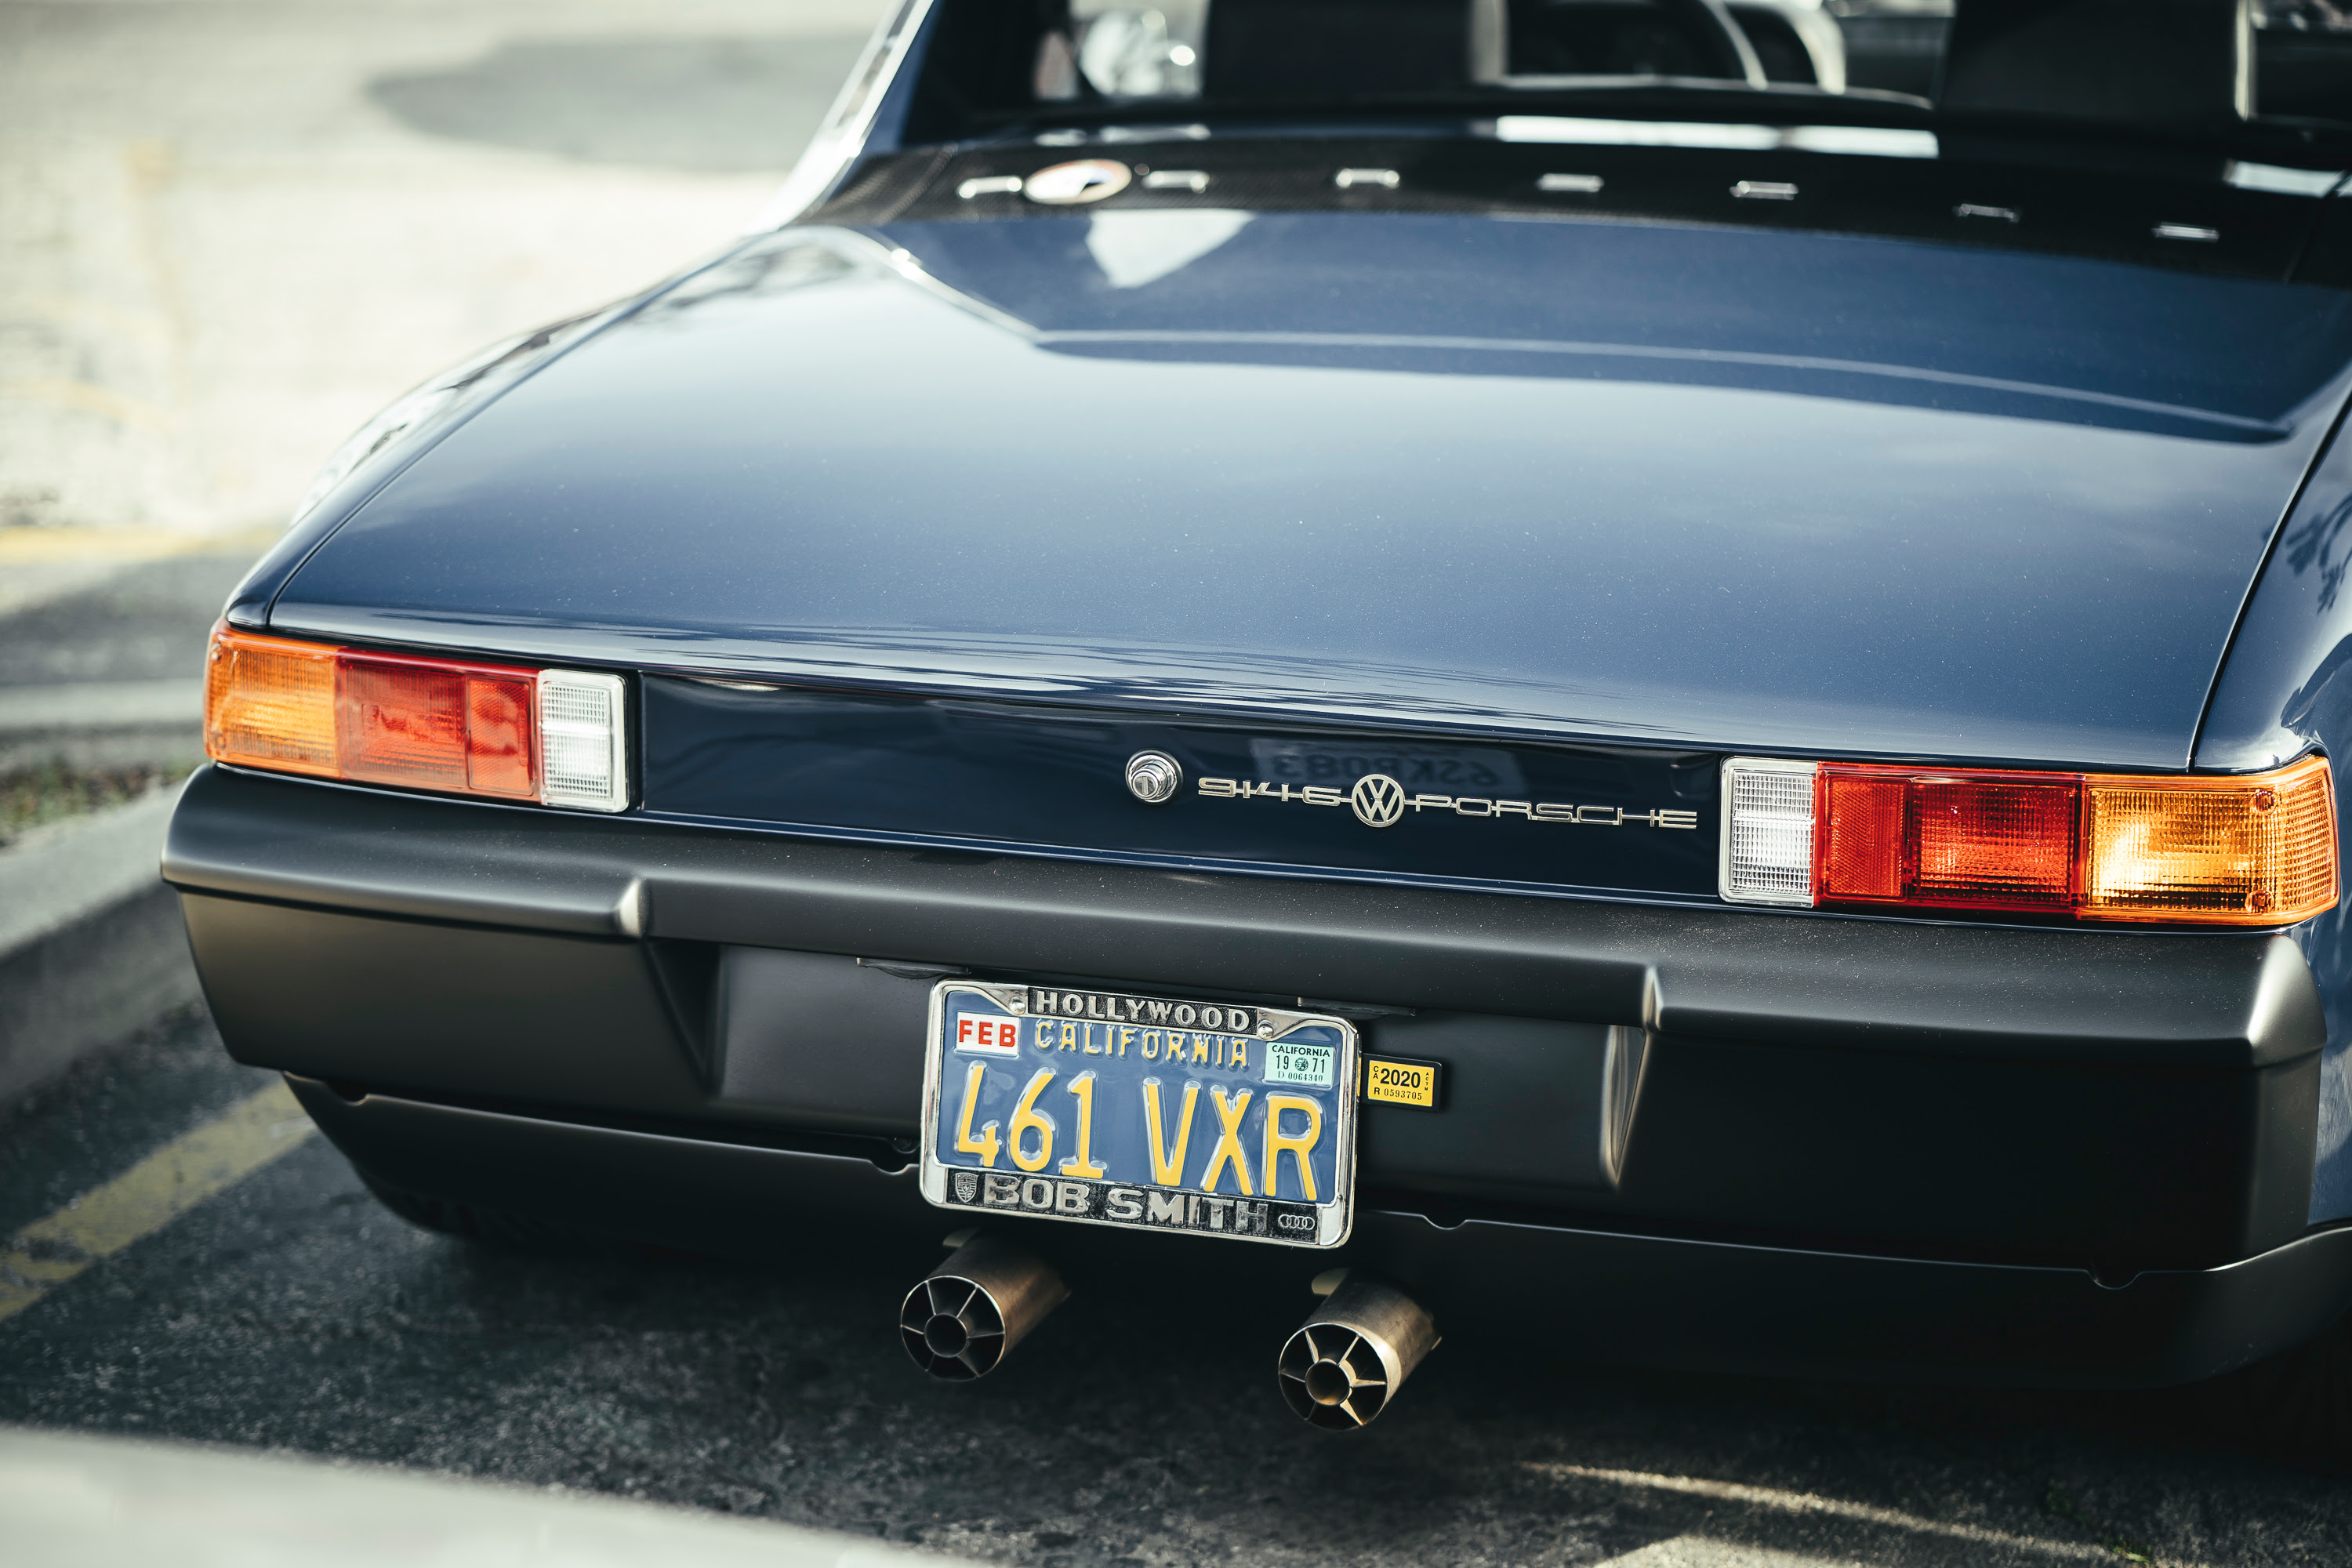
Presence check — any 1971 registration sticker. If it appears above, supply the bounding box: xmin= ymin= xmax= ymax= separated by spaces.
xmin=918 ymin=982 xmax=1359 ymax=1248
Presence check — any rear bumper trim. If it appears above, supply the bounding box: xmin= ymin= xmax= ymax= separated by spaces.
xmin=289 ymin=1074 xmax=2352 ymax=1387
xmin=167 ymin=765 xmax=2324 ymax=1070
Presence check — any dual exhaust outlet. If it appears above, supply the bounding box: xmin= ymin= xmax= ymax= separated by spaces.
xmin=899 ymin=1232 xmax=1439 ymax=1428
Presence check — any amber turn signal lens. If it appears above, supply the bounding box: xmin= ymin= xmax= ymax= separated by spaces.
xmin=204 ymin=625 xmax=548 ymax=804
xmin=2082 ymin=755 xmax=2335 ymax=924
xmin=205 ymin=628 xmax=339 ymax=776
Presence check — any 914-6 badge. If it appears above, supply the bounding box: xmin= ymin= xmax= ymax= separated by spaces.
xmin=1189 ymin=767 xmax=1699 ymax=831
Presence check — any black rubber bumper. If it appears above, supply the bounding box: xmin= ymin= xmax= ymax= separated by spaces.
xmin=165 ymin=764 xmax=2351 ymax=1377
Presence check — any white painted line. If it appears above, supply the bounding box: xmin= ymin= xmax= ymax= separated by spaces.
xmin=1596 ymin=1537 xmax=1873 ymax=1567
xmin=1527 ymin=1463 xmax=2201 ymax=1566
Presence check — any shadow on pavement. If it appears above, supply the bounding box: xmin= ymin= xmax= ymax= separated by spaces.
xmin=369 ymin=36 xmax=877 ymax=173
xmin=5 ymin=1008 xmax=2352 ymax=1565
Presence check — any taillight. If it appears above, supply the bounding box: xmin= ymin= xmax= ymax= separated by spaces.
xmin=204 ymin=625 xmax=628 ymax=812
xmin=1722 ymin=754 xmax=2336 ymax=925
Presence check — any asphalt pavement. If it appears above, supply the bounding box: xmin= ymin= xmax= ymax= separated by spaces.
xmin=0 ymin=547 xmax=250 ymax=691
xmin=1 ymin=0 xmax=887 ymax=538
xmin=5 ymin=1009 xmax=2351 ymax=1568
xmin=0 ymin=0 xmax=893 ymax=1143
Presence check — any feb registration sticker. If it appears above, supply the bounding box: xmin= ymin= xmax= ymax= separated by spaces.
xmin=917 ymin=982 xmax=1359 ymax=1248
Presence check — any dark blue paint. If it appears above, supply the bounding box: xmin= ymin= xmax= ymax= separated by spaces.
xmin=895 ymin=212 xmax=2352 ymax=434
xmin=225 ymin=305 xmax=626 ymax=627
xmin=228 ymin=181 xmax=2352 ymax=1225
xmin=276 ymin=213 xmax=2349 ymax=771
xmin=2198 ymin=408 xmax=2352 ymax=1223
xmin=639 ymin=676 xmax=1720 ymax=899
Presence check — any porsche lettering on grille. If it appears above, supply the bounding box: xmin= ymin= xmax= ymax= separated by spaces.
xmin=1195 ymin=771 xmax=1699 ymax=830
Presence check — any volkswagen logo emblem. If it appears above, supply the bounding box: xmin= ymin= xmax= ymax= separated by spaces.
xmin=1023 ymin=158 xmax=1132 ymax=205
xmin=1350 ymin=773 xmax=1405 ymax=828
xmin=1125 ymin=750 xmax=1183 ymax=805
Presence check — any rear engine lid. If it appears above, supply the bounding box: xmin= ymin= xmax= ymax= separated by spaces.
xmin=272 ymin=202 xmax=2352 ymax=772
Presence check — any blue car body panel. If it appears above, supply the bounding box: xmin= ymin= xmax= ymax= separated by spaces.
xmin=2201 ymin=413 xmax=2352 ymax=1224
xmin=252 ymin=168 xmax=2352 ymax=1228
xmin=637 ymin=676 xmax=1722 ymax=903
xmin=273 ymin=213 xmax=2352 ymax=778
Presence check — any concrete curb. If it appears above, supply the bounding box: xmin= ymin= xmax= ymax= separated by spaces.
xmin=0 ymin=785 xmax=200 ymax=1105
xmin=0 ymin=677 xmax=204 ymax=772
xmin=0 ymin=1424 xmax=974 ymax=1566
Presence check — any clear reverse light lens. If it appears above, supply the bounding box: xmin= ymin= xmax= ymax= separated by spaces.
xmin=537 ymin=670 xmax=628 ymax=812
xmin=1721 ymin=757 xmax=1817 ymax=905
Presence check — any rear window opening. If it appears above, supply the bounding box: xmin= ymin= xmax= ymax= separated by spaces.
xmin=902 ymin=0 xmax=2352 ymax=146
xmin=2261 ymin=0 xmax=2352 ymax=120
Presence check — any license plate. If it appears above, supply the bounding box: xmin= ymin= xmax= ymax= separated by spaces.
xmin=918 ymin=982 xmax=1358 ymax=1248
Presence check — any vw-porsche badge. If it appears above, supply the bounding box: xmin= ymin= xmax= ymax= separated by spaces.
xmin=1125 ymin=750 xmax=1183 ymax=804
xmin=1024 ymin=158 xmax=1132 ymax=205
xmin=1350 ymin=773 xmax=1406 ymax=828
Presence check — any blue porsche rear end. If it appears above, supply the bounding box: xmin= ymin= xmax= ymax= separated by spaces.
xmin=167 ymin=0 xmax=2352 ymax=1404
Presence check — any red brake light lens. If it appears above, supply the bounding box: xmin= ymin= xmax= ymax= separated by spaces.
xmin=333 ymin=654 xmax=538 ymax=797
xmin=1820 ymin=766 xmax=2082 ymax=912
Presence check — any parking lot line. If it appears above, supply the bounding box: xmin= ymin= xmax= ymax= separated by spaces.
xmin=1528 ymin=1463 xmax=2195 ymax=1566
xmin=0 ymin=1078 xmax=312 ymax=1324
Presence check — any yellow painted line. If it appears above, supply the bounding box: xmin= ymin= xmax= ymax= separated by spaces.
xmin=0 ymin=377 xmax=181 ymax=434
xmin=0 ymin=1080 xmax=314 ymax=1326
xmin=0 ymin=524 xmax=278 ymax=565
xmin=30 ymin=291 xmax=176 ymax=350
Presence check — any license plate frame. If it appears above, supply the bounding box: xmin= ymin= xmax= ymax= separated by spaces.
xmin=918 ymin=981 xmax=1359 ymax=1248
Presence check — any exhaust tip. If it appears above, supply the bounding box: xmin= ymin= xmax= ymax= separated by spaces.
xmin=1279 ymin=1322 xmax=1396 ymax=1428
xmin=902 ymin=1272 xmax=1009 ymax=1379
xmin=1277 ymin=1272 xmax=1439 ymax=1430
xmin=900 ymin=1232 xmax=1067 ymax=1381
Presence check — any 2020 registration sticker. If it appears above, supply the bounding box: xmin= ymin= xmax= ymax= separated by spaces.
xmin=917 ymin=983 xmax=1359 ymax=1248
